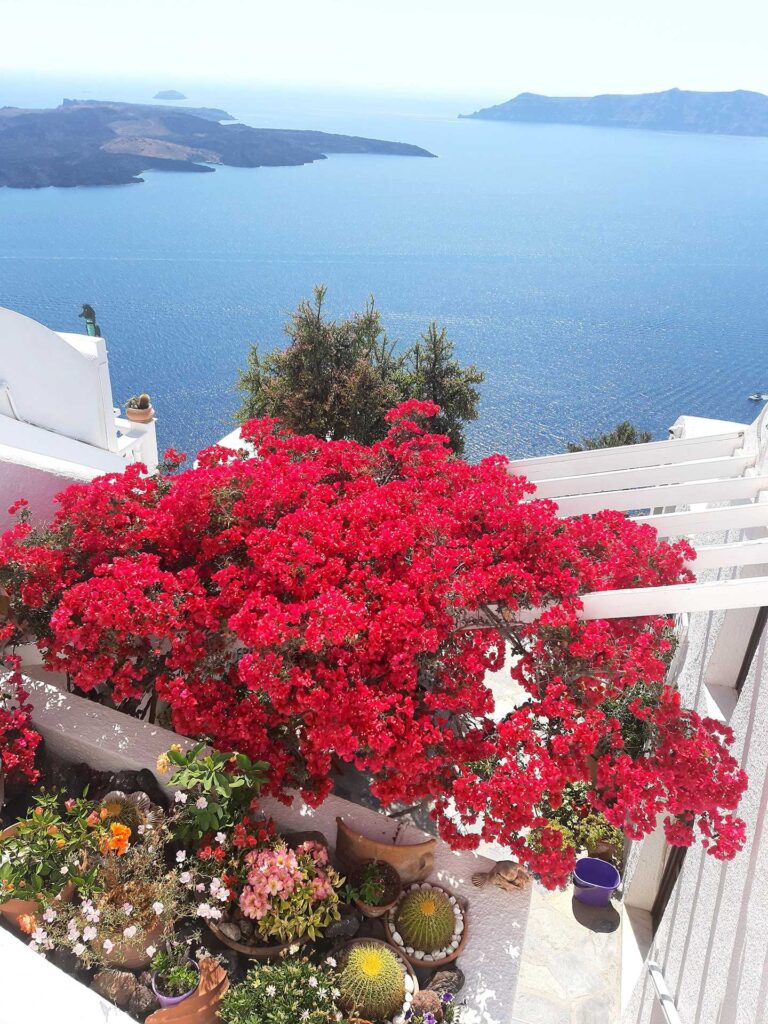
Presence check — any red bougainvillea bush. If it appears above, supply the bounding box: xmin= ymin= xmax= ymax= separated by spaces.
xmin=0 ymin=654 xmax=42 ymax=790
xmin=0 ymin=402 xmax=747 ymax=885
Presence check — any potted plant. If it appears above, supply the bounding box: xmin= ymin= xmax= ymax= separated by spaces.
xmin=384 ymin=883 xmax=467 ymax=967
xmin=124 ymin=393 xmax=154 ymax=423
xmin=218 ymin=955 xmax=340 ymax=1024
xmin=407 ymin=990 xmax=458 ymax=1022
xmin=0 ymin=793 xmax=99 ymax=928
xmin=150 ymin=935 xmax=201 ymax=1008
xmin=347 ymin=858 xmax=401 ymax=918
xmin=335 ymin=938 xmax=417 ymax=1023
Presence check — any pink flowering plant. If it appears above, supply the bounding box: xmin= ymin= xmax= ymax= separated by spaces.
xmin=238 ymin=839 xmax=343 ymax=943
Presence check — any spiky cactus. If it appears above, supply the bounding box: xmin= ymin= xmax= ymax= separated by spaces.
xmin=337 ymin=941 xmax=405 ymax=1021
xmin=395 ymin=887 xmax=455 ymax=953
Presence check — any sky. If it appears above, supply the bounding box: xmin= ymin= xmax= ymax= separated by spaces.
xmin=2 ymin=0 xmax=768 ymax=100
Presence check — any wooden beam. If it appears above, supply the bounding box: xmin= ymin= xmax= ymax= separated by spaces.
xmin=507 ymin=430 xmax=746 ymax=482
xmin=633 ymin=502 xmax=768 ymax=538
xmin=553 ymin=475 xmax=768 ymax=517
xmin=691 ymin=539 xmax=768 ymax=570
xmin=531 ymin=454 xmax=756 ymax=500
xmin=515 ymin=576 xmax=768 ymax=621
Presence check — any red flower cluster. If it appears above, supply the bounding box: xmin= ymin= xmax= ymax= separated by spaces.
xmin=0 ymin=403 xmax=747 ymax=885
xmin=0 ymin=653 xmax=42 ymax=787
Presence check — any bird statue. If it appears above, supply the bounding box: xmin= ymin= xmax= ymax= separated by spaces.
xmin=472 ymin=860 xmax=531 ymax=893
xmin=78 ymin=303 xmax=101 ymax=337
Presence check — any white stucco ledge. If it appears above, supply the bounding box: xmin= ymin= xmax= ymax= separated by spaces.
xmin=0 ymin=924 xmax=133 ymax=1024
xmin=20 ymin=679 xmax=532 ymax=1023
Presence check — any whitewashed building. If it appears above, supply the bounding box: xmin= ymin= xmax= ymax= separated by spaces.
xmin=0 ymin=306 xmax=158 ymax=531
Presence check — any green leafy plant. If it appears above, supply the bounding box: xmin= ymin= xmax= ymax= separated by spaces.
xmin=347 ymin=859 xmax=400 ymax=908
xmin=0 ymin=792 xmax=101 ymax=906
xmin=218 ymin=955 xmax=340 ymax=1024
xmin=336 ymin=941 xmax=406 ymax=1022
xmin=157 ymin=741 xmax=268 ymax=845
xmin=151 ymin=934 xmax=201 ymax=996
xmin=395 ymin=887 xmax=455 ymax=954
xmin=535 ymin=783 xmax=625 ymax=867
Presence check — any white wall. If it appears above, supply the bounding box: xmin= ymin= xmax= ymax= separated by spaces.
xmin=0 ymin=308 xmax=116 ymax=450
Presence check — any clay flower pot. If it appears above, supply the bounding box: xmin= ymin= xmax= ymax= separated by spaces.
xmin=146 ymin=957 xmax=229 ymax=1024
xmin=102 ymin=916 xmax=165 ymax=969
xmin=125 ymin=405 xmax=155 ymax=424
xmin=384 ymin=882 xmax=469 ymax=969
xmin=206 ymin=918 xmax=295 ymax=961
xmin=152 ymin=960 xmax=200 ymax=1008
xmin=350 ymin=859 xmax=402 ymax=919
xmin=335 ymin=817 xmax=436 ymax=884
xmin=0 ymin=824 xmax=77 ymax=929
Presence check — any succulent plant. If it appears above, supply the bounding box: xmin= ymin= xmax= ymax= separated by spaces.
xmin=411 ymin=990 xmax=443 ymax=1018
xmin=125 ymin=393 xmax=151 ymax=410
xmin=337 ymin=941 xmax=406 ymax=1021
xmin=395 ymin=887 xmax=455 ymax=954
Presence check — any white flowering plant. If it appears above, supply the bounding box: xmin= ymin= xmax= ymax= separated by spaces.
xmin=218 ymin=955 xmax=348 ymax=1024
xmin=156 ymin=742 xmax=268 ymax=846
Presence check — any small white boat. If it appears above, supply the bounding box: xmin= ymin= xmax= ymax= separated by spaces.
xmin=748 ymin=393 xmax=768 ymax=401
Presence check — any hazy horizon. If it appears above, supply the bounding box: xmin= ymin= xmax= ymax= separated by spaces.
xmin=3 ymin=0 xmax=767 ymax=100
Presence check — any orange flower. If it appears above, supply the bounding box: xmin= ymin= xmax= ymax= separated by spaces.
xmin=56 ymin=838 xmax=65 ymax=848
xmin=46 ymin=825 xmax=59 ymax=836
xmin=34 ymin=807 xmax=43 ymax=817
xmin=99 ymin=808 xmax=108 ymax=821
xmin=17 ymin=913 xmax=37 ymax=934
xmin=105 ymin=821 xmax=131 ymax=856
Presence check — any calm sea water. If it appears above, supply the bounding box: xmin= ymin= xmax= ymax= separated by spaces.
xmin=2 ymin=76 xmax=768 ymax=460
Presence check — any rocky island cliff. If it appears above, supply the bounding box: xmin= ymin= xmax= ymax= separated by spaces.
xmin=0 ymin=99 xmax=436 ymax=188
xmin=462 ymin=88 xmax=768 ymax=137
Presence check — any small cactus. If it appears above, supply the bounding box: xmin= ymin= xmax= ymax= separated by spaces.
xmin=395 ymin=887 xmax=455 ymax=954
xmin=337 ymin=941 xmax=405 ymax=1021
xmin=125 ymin=393 xmax=152 ymax=410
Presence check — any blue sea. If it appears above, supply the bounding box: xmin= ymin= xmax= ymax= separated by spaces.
xmin=2 ymin=75 xmax=768 ymax=461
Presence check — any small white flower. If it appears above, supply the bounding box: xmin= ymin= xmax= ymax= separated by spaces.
xmin=121 ymin=902 xmax=133 ymax=915
xmin=123 ymin=925 xmax=137 ymax=939
xmin=289 ymin=943 xmax=300 ymax=954
xmin=266 ymin=985 xmax=276 ymax=997
xmin=325 ymin=956 xmax=337 ymax=967
xmin=42 ymin=908 xmax=57 ymax=923
xmin=152 ymin=901 xmax=164 ymax=916
xmin=60 ymin=866 xmax=68 ymax=875
xmin=195 ymin=796 xmax=208 ymax=809
xmin=145 ymin=945 xmax=157 ymax=957
xmin=195 ymin=883 xmax=206 ymax=893
xmin=73 ymin=942 xmax=86 ymax=956
xmin=196 ymin=902 xmax=213 ymax=919
xmin=28 ymin=942 xmax=39 ymax=954
xmin=31 ymin=928 xmax=48 ymax=944
xmin=174 ymin=791 xmax=188 ymax=804
xmin=103 ymin=939 xmax=114 ymax=954
xmin=179 ymin=871 xmax=192 ymax=884
xmin=176 ymin=850 xmax=187 ymax=863
xmin=215 ymin=832 xmax=226 ymax=845
xmin=137 ymin=825 xmax=146 ymax=835
xmin=82 ymin=926 xmax=98 ymax=942
xmin=308 ymin=976 xmax=318 ymax=988
xmin=332 ymin=988 xmax=341 ymax=999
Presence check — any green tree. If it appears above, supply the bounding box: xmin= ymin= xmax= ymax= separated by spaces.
xmin=236 ymin=287 xmax=484 ymax=454
xmin=406 ymin=323 xmax=484 ymax=454
xmin=567 ymin=420 xmax=653 ymax=453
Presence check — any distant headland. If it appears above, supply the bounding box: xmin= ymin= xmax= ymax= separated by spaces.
xmin=153 ymin=90 xmax=187 ymax=100
xmin=0 ymin=99 xmax=436 ymax=189
xmin=461 ymin=88 xmax=768 ymax=138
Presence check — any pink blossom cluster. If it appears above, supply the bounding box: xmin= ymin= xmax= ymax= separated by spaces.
xmin=239 ymin=841 xmax=332 ymax=920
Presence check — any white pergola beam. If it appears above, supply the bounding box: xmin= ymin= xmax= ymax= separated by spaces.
xmin=508 ymin=430 xmax=746 ymax=482
xmin=633 ymin=501 xmax=768 ymax=538
xmin=531 ymin=454 xmax=756 ymax=500
xmin=691 ymin=538 xmax=768 ymax=570
xmin=553 ymin=475 xmax=768 ymax=517
xmin=516 ymin=576 xmax=768 ymax=621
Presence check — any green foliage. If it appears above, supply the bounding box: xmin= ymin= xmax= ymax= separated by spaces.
xmin=567 ymin=420 xmax=653 ymax=452
xmin=150 ymin=930 xmax=202 ymax=996
xmin=159 ymin=741 xmax=268 ymax=845
xmin=395 ymin=887 xmax=455 ymax=953
xmin=347 ymin=859 xmax=400 ymax=908
xmin=535 ymin=783 xmax=625 ymax=866
xmin=235 ymin=286 xmax=483 ymax=454
xmin=0 ymin=792 xmax=101 ymax=903
xmin=219 ymin=956 xmax=341 ymax=1024
xmin=337 ymin=941 xmax=406 ymax=1021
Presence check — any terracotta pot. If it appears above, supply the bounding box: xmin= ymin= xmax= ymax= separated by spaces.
xmin=146 ymin=958 xmax=229 ymax=1024
xmin=125 ymin=405 xmax=155 ymax=424
xmin=384 ymin=883 xmax=469 ymax=969
xmin=350 ymin=859 xmax=402 ymax=919
xmin=0 ymin=824 xmax=77 ymax=929
xmin=335 ymin=817 xmax=436 ymax=884
xmin=207 ymin=919 xmax=294 ymax=960
xmin=102 ymin=916 xmax=165 ymax=969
